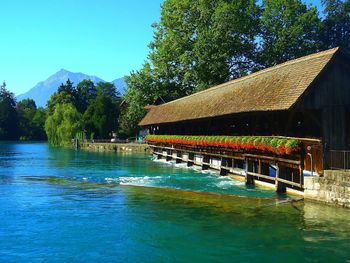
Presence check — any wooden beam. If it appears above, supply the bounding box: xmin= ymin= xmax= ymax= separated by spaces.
xmin=244 ymin=154 xmax=300 ymax=165
xmin=246 ymin=171 xmax=275 ymax=182
xmin=277 ymin=177 xmax=302 ymax=188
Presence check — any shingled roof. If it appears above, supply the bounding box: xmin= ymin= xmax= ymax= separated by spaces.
xmin=139 ymin=47 xmax=340 ymax=126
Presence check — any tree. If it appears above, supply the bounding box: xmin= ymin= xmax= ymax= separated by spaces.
xmin=149 ymin=0 xmax=260 ymax=93
xmin=31 ymin=108 xmax=47 ymax=140
xmin=47 ymin=90 xmax=75 ymax=115
xmin=17 ymin=99 xmax=37 ymax=140
xmin=76 ymin=79 xmax=98 ymax=113
xmin=258 ymin=0 xmax=321 ymax=67
xmin=192 ymin=0 xmax=260 ymax=90
xmin=119 ymin=64 xmax=162 ymax=136
xmin=83 ymin=93 xmax=119 ymax=139
xmin=121 ymin=0 xmax=260 ymax=136
xmin=321 ymin=0 xmax=350 ymax=49
xmin=96 ymin=82 xmax=119 ymax=100
xmin=0 ymin=83 xmax=18 ymax=139
xmin=45 ymin=104 xmax=82 ymax=146
xmin=17 ymin=99 xmax=46 ymax=140
xmin=57 ymin=79 xmax=76 ymax=96
xmin=47 ymin=79 xmax=78 ymax=115
xmin=119 ymin=88 xmax=147 ymax=136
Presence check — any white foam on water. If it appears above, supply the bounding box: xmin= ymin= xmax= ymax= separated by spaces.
xmin=215 ymin=179 xmax=245 ymax=189
xmin=153 ymin=158 xmax=169 ymax=163
xmin=118 ymin=176 xmax=163 ymax=186
xmin=190 ymin=166 xmax=202 ymax=172
xmin=174 ymin=163 xmax=188 ymax=168
xmin=105 ymin=177 xmax=119 ymax=183
xmin=201 ymin=169 xmax=219 ymax=176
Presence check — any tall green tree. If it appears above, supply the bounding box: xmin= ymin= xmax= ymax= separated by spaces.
xmin=149 ymin=0 xmax=260 ymax=93
xmin=258 ymin=0 xmax=321 ymax=67
xmin=0 ymin=83 xmax=18 ymax=139
xmin=31 ymin=107 xmax=47 ymax=140
xmin=83 ymin=93 xmax=120 ymax=139
xmin=192 ymin=0 xmax=260 ymax=90
xmin=17 ymin=99 xmax=37 ymax=140
xmin=119 ymin=88 xmax=147 ymax=136
xmin=121 ymin=0 xmax=261 ymax=135
xmin=76 ymin=79 xmax=98 ymax=113
xmin=321 ymin=0 xmax=350 ymax=49
xmin=47 ymin=89 xmax=75 ymax=115
xmin=57 ymin=79 xmax=76 ymax=97
xmin=96 ymin=82 xmax=119 ymax=100
xmin=45 ymin=104 xmax=82 ymax=146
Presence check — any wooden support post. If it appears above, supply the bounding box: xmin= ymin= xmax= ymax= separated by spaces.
xmin=176 ymin=158 xmax=182 ymax=164
xmin=277 ymin=181 xmax=286 ymax=193
xmin=246 ymin=173 xmax=255 ymax=186
xmin=246 ymin=159 xmax=255 ymax=186
xmin=202 ymin=155 xmax=209 ymax=170
xmin=276 ymin=163 xmax=286 ymax=193
xmin=189 ymin=153 xmax=194 ymax=162
xmin=300 ymin=166 xmax=304 ymax=188
xmin=220 ymin=168 xmax=228 ymax=176
xmin=165 ymin=149 xmax=172 ymax=161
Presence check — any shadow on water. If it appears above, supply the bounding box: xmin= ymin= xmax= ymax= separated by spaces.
xmin=24 ymin=175 xmax=301 ymax=216
xmin=12 ymin=173 xmax=350 ymax=262
xmin=26 ymin=175 xmax=350 ymax=229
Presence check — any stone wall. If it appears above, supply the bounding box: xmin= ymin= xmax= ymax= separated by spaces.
xmin=304 ymin=170 xmax=350 ymax=208
xmin=80 ymin=142 xmax=150 ymax=153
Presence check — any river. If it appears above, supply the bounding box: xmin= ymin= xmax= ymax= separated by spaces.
xmin=0 ymin=142 xmax=349 ymax=262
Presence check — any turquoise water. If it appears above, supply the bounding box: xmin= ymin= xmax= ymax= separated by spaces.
xmin=0 ymin=142 xmax=350 ymax=262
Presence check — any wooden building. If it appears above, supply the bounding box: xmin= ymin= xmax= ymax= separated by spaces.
xmin=139 ymin=47 xmax=350 ymax=193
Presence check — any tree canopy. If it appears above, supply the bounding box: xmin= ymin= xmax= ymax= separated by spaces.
xmin=44 ymin=79 xmax=121 ymax=143
xmin=45 ymin=104 xmax=82 ymax=146
xmin=83 ymin=92 xmax=120 ymax=139
xmin=17 ymin=99 xmax=46 ymax=140
xmin=120 ymin=0 xmax=350 ymax=136
xmin=321 ymin=0 xmax=350 ymax=49
xmin=0 ymin=83 xmax=18 ymax=140
xmin=258 ymin=0 xmax=321 ymax=67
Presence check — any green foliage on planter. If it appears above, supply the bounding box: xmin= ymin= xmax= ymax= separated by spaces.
xmin=145 ymin=135 xmax=302 ymax=155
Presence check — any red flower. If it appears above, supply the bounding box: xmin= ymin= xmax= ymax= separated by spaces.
xmin=279 ymin=145 xmax=286 ymax=155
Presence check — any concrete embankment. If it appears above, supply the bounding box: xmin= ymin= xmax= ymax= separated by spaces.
xmin=80 ymin=142 xmax=150 ymax=153
xmin=304 ymin=170 xmax=350 ymax=208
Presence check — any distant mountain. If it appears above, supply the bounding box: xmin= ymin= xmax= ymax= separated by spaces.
xmin=111 ymin=77 xmax=127 ymax=95
xmin=17 ymin=69 xmax=127 ymax=107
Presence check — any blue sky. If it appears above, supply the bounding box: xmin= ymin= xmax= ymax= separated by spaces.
xmin=0 ymin=0 xmax=323 ymax=95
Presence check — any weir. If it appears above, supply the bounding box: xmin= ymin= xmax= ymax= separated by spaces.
xmin=150 ymin=138 xmax=322 ymax=195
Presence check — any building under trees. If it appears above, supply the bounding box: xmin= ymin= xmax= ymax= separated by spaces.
xmin=140 ymin=47 xmax=350 ymax=194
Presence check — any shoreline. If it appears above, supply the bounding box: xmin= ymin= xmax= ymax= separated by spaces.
xmin=79 ymin=142 xmax=150 ymax=153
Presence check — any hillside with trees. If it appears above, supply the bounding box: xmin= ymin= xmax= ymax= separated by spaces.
xmin=0 ymin=79 xmax=121 ymax=146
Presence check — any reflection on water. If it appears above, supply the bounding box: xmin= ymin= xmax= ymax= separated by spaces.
xmin=0 ymin=142 xmax=350 ymax=262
